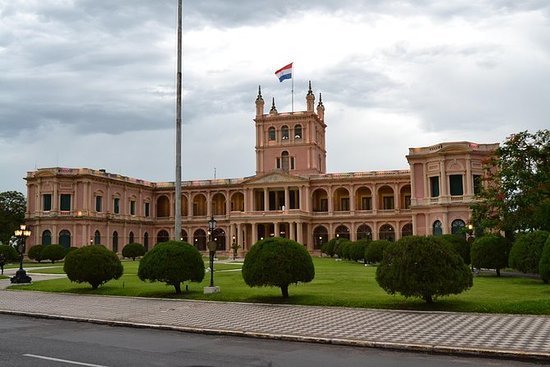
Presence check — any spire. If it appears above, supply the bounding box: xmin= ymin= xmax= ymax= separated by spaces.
xmin=316 ymin=92 xmax=325 ymax=121
xmin=270 ymin=97 xmax=278 ymax=114
xmin=255 ymin=85 xmax=265 ymax=117
xmin=307 ymin=80 xmax=314 ymax=96
xmin=256 ymin=85 xmax=263 ymax=102
xmin=318 ymin=92 xmax=324 ymax=107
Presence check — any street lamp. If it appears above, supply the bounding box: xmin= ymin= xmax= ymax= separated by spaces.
xmin=11 ymin=224 xmax=32 ymax=284
xmin=204 ymin=216 xmax=220 ymax=294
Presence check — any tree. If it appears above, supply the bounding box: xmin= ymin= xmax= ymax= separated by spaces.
xmin=121 ymin=243 xmax=146 ymax=261
xmin=138 ymin=241 xmax=204 ymax=294
xmin=364 ymin=240 xmax=390 ymax=264
xmin=471 ymin=130 xmax=550 ymax=238
xmin=0 ymin=244 xmax=18 ymax=262
xmin=471 ymin=235 xmax=511 ymax=277
xmin=349 ymin=240 xmax=369 ymax=262
xmin=41 ymin=244 xmax=67 ymax=263
xmin=321 ymin=238 xmax=338 ymax=257
xmin=0 ymin=191 xmax=26 ymax=245
xmin=539 ymin=235 xmax=550 ymax=284
xmin=376 ymin=236 xmax=472 ymax=303
xmin=439 ymin=234 xmax=471 ymax=265
xmin=28 ymin=245 xmax=45 ymax=263
xmin=509 ymin=231 xmax=549 ymax=274
xmin=64 ymin=245 xmax=123 ymax=289
xmin=242 ymin=237 xmax=315 ymax=298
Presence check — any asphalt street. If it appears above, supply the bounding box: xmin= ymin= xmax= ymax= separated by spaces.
xmin=0 ymin=314 xmax=542 ymax=367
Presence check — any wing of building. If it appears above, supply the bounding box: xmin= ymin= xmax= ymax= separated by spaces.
xmin=24 ymin=83 xmax=498 ymax=254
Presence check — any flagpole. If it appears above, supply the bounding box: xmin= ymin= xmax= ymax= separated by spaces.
xmin=175 ymin=0 xmax=182 ymax=241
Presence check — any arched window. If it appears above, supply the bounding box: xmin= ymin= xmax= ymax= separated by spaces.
xmin=144 ymin=232 xmax=149 ymax=251
xmin=181 ymin=229 xmax=188 ymax=242
xmin=268 ymin=127 xmax=276 ymax=141
xmin=281 ymin=125 xmax=289 ymax=140
xmin=128 ymin=231 xmax=134 ymax=244
xmin=312 ymin=188 xmax=328 ymax=212
xmin=112 ymin=231 xmax=119 ymax=252
xmin=379 ymin=224 xmax=395 ymax=241
xmin=294 ymin=124 xmax=302 ymax=139
xmin=156 ymin=196 xmax=170 ymax=217
xmin=281 ymin=151 xmax=289 ymax=171
xmin=433 ymin=220 xmax=443 ymax=236
xmin=59 ymin=230 xmax=71 ymax=249
xmin=42 ymin=230 xmax=52 ymax=246
xmin=94 ymin=230 xmax=101 ymax=245
xmin=335 ymin=225 xmax=350 ymax=240
xmin=401 ymin=223 xmax=413 ymax=237
xmin=157 ymin=230 xmax=169 ymax=244
xmin=313 ymin=226 xmax=328 ymax=250
xmin=356 ymin=224 xmax=372 ymax=240
xmin=193 ymin=229 xmax=207 ymax=251
xmin=212 ymin=193 xmax=226 ymax=215
xmin=451 ymin=219 xmax=466 ymax=238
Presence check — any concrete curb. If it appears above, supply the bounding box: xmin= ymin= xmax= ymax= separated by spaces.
xmin=1 ymin=309 xmax=548 ymax=363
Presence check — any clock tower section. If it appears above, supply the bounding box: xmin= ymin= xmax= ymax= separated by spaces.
xmin=254 ymin=82 xmax=326 ymax=176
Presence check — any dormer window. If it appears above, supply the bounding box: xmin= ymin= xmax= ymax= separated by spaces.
xmin=281 ymin=126 xmax=289 ymax=140
xmin=268 ymin=127 xmax=276 ymax=141
xmin=294 ymin=124 xmax=302 ymax=139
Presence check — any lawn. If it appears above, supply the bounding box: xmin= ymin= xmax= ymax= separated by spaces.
xmin=8 ymin=258 xmax=550 ymax=315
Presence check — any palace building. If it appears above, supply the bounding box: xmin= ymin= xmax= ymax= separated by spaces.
xmin=24 ymin=83 xmax=498 ymax=255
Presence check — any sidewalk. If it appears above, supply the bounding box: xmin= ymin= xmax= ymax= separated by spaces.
xmin=0 ymin=271 xmax=549 ymax=362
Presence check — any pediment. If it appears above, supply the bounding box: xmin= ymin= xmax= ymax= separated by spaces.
xmin=33 ymin=169 xmax=58 ymax=178
xmin=439 ymin=144 xmax=470 ymax=153
xmin=244 ymin=171 xmax=308 ymax=185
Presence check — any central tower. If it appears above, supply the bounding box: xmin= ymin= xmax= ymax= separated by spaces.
xmin=254 ymin=82 xmax=326 ymax=176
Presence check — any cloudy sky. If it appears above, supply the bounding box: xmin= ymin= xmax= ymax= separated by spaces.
xmin=1 ymin=1 xmax=549 ymax=194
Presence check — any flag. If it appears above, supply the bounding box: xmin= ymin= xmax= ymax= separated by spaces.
xmin=274 ymin=62 xmax=293 ymax=82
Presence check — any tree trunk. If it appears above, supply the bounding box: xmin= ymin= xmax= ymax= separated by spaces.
xmin=174 ymin=283 xmax=181 ymax=294
xmin=281 ymin=284 xmax=289 ymax=298
xmin=496 ymin=268 xmax=501 ymax=277
xmin=423 ymin=294 xmax=433 ymax=303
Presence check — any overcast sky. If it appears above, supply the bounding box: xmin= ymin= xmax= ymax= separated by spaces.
xmin=1 ymin=1 xmax=549 ymax=194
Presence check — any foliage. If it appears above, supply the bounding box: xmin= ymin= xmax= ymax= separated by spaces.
xmin=41 ymin=244 xmax=67 ymax=263
xmin=121 ymin=243 xmax=146 ymax=261
xmin=0 ymin=191 xmax=26 ymax=245
xmin=0 ymin=244 xmax=18 ymax=262
xmin=539 ymin=236 xmax=550 ymax=284
xmin=365 ymin=240 xmax=391 ymax=264
xmin=242 ymin=237 xmax=315 ymax=298
xmin=348 ymin=240 xmax=369 ymax=262
xmin=28 ymin=245 xmax=45 ymax=263
xmin=335 ymin=239 xmax=352 ymax=259
xmin=64 ymin=245 xmax=123 ymax=289
xmin=340 ymin=241 xmax=353 ymax=260
xmin=376 ymin=236 xmax=473 ymax=303
xmin=471 ymin=130 xmax=550 ymax=237
xmin=509 ymin=231 xmax=549 ymax=274
xmin=471 ymin=235 xmax=511 ymax=277
xmin=67 ymin=247 xmax=79 ymax=253
xmin=439 ymin=234 xmax=471 ymax=265
xmin=321 ymin=238 xmax=338 ymax=257
xmin=138 ymin=241 xmax=204 ymax=294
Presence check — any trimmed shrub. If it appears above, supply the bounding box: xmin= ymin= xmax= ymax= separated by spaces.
xmin=41 ymin=244 xmax=67 ymax=263
xmin=67 ymin=247 xmax=79 ymax=253
xmin=0 ymin=244 xmax=18 ymax=262
xmin=242 ymin=237 xmax=314 ymax=298
xmin=365 ymin=240 xmax=390 ymax=264
xmin=349 ymin=240 xmax=369 ymax=262
xmin=122 ymin=243 xmax=146 ymax=261
xmin=64 ymin=245 xmax=123 ymax=289
xmin=509 ymin=231 xmax=549 ymax=274
xmin=28 ymin=245 xmax=45 ymax=263
xmin=321 ymin=238 xmax=337 ymax=257
xmin=539 ymin=235 xmax=550 ymax=284
xmin=471 ymin=235 xmax=511 ymax=277
xmin=439 ymin=234 xmax=471 ymax=265
xmin=376 ymin=236 xmax=473 ymax=303
xmin=138 ymin=241 xmax=204 ymax=294
xmin=335 ymin=239 xmax=352 ymax=259
xmin=340 ymin=241 xmax=353 ymax=260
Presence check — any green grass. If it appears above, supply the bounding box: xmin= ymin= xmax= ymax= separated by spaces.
xmin=9 ymin=258 xmax=550 ymax=315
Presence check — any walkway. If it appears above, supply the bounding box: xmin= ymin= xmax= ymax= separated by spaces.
xmin=0 ymin=270 xmax=548 ymax=362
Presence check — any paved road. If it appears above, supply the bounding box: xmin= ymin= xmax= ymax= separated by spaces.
xmin=0 ymin=270 xmax=549 ymax=362
xmin=0 ymin=314 xmax=541 ymax=367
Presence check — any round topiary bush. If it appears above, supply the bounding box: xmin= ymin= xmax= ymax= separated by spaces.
xmin=365 ymin=240 xmax=390 ymax=264
xmin=0 ymin=244 xmax=18 ymax=262
xmin=471 ymin=235 xmax=511 ymax=277
xmin=335 ymin=239 xmax=352 ymax=259
xmin=340 ymin=241 xmax=353 ymax=260
xmin=64 ymin=245 xmax=123 ymax=289
xmin=509 ymin=231 xmax=549 ymax=274
xmin=28 ymin=245 xmax=45 ymax=263
xmin=41 ymin=244 xmax=67 ymax=263
xmin=539 ymin=235 xmax=550 ymax=284
xmin=138 ymin=241 xmax=204 ymax=294
xmin=242 ymin=237 xmax=315 ymax=298
xmin=349 ymin=240 xmax=369 ymax=262
xmin=376 ymin=236 xmax=473 ymax=303
xmin=439 ymin=234 xmax=471 ymax=265
xmin=122 ymin=243 xmax=146 ymax=261
xmin=321 ymin=239 xmax=337 ymax=257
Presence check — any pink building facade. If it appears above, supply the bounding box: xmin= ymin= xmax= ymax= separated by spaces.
xmin=24 ymin=84 xmax=498 ymax=255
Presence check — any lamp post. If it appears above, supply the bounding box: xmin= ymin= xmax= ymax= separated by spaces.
xmin=204 ymin=216 xmax=220 ymax=294
xmin=10 ymin=224 xmax=32 ymax=284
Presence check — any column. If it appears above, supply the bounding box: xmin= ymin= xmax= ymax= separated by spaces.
xmin=252 ymin=223 xmax=257 ymax=243
xmin=327 ymin=186 xmax=333 ymax=214
xmin=263 ymin=188 xmax=269 ymax=211
xmin=297 ymin=222 xmax=303 ymax=244
xmin=465 ymin=157 xmax=472 ymax=196
xmin=284 ymin=186 xmax=289 ymax=211
xmin=206 ymin=192 xmax=212 ymax=217
xmin=439 ymin=159 xmax=447 ymax=197
xmin=274 ymin=222 xmax=280 ymax=237
xmin=289 ymin=221 xmax=295 ymax=240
